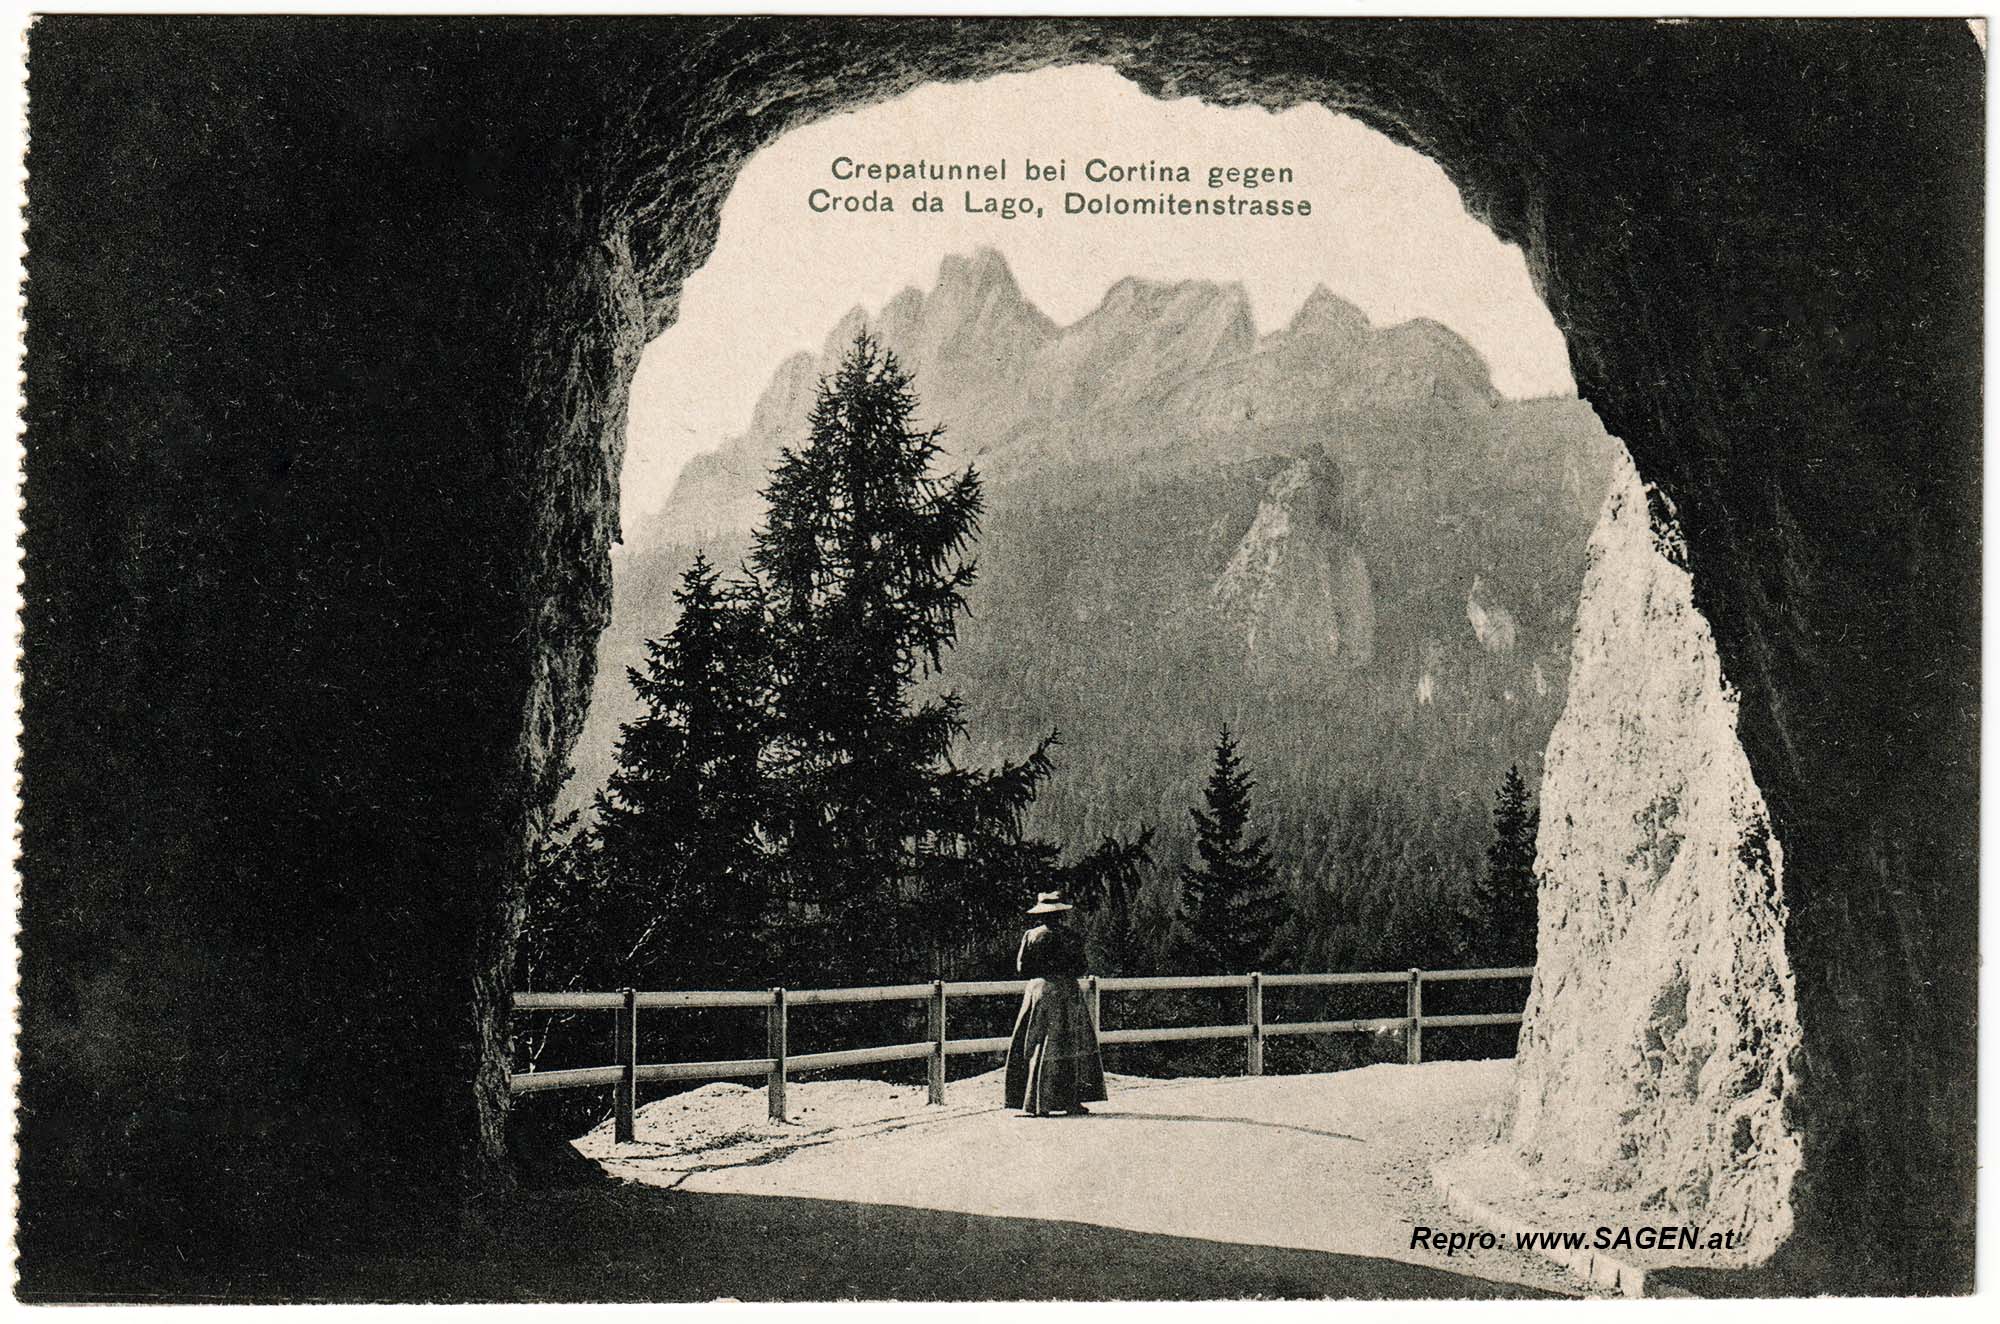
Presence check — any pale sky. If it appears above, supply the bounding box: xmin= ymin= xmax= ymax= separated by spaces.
xmin=622 ymin=64 xmax=1574 ymax=534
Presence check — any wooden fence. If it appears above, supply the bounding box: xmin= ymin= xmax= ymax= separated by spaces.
xmin=509 ymin=966 xmax=1535 ymax=1142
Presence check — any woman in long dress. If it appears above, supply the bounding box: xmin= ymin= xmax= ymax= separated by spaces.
xmin=1003 ymin=892 xmax=1108 ymax=1116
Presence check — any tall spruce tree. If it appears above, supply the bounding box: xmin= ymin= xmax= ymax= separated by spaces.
xmin=1175 ymin=727 xmax=1287 ymax=973
xmin=751 ymin=333 xmax=1057 ymax=982
xmin=594 ymin=553 xmax=775 ymax=986
xmin=1461 ymin=764 xmax=1539 ymax=966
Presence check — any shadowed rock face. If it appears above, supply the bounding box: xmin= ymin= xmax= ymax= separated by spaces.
xmin=19 ymin=16 xmax=1979 ymax=1295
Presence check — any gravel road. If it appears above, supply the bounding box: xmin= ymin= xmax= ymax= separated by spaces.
xmin=578 ymin=1059 xmax=1599 ymax=1299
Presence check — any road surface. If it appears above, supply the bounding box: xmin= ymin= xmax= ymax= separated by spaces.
xmin=577 ymin=1060 xmax=1591 ymax=1299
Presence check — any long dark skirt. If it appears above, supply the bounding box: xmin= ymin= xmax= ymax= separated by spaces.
xmin=1003 ymin=975 xmax=1108 ymax=1114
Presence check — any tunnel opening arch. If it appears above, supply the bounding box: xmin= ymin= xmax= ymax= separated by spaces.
xmin=551 ymin=56 xmax=1671 ymax=1206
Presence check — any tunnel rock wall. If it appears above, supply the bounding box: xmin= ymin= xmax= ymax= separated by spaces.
xmin=17 ymin=17 xmax=650 ymax=1266
xmin=20 ymin=16 xmax=1980 ymax=1296
xmin=1513 ymin=456 xmax=1803 ymax=1261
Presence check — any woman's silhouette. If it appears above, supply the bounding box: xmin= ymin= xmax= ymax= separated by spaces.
xmin=1003 ymin=892 xmax=1108 ymax=1117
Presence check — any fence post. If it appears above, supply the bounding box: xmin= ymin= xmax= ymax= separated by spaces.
xmin=1086 ymin=974 xmax=1101 ymax=1033
xmin=767 ymin=986 xmax=788 ymax=1122
xmin=1406 ymin=969 xmax=1423 ymax=1066
xmin=928 ymin=980 xmax=947 ymax=1106
xmin=616 ymin=987 xmax=638 ymax=1143
xmin=1246 ymin=972 xmax=1264 ymax=1076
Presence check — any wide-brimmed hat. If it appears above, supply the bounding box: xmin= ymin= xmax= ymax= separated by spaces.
xmin=1025 ymin=891 xmax=1073 ymax=915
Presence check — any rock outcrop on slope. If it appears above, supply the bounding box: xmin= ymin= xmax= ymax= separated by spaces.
xmin=1212 ymin=445 xmax=1375 ymax=671
xmin=1465 ymin=575 xmax=1520 ymax=654
xmin=1511 ymin=455 xmax=1803 ymax=1262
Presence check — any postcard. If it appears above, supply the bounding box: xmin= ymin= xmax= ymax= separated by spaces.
xmin=10 ymin=12 xmax=1984 ymax=1304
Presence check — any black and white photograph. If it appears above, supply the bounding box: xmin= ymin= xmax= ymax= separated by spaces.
xmin=6 ymin=9 xmax=1987 ymax=1307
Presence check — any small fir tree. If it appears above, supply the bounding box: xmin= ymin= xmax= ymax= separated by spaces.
xmin=1462 ymin=764 xmax=1539 ymax=966
xmin=1175 ymin=726 xmax=1288 ymax=973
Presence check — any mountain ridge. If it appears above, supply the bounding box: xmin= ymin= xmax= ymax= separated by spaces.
xmin=646 ymin=248 xmax=1503 ymax=541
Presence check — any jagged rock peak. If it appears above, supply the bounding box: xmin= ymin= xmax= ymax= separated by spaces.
xmin=821 ymin=303 xmax=873 ymax=359
xmin=881 ymin=285 xmax=926 ymax=320
xmin=1091 ymin=273 xmax=1252 ymax=324
xmin=1066 ymin=275 xmax=1259 ymax=378
xmin=923 ymin=247 xmax=1054 ymax=350
xmin=815 ymin=248 xmax=1053 ymax=365
xmin=745 ymin=350 xmax=821 ymax=435
xmin=1379 ymin=316 xmax=1497 ymax=398
xmin=1284 ymin=284 xmax=1372 ymax=340
xmin=936 ymin=245 xmax=1024 ymax=301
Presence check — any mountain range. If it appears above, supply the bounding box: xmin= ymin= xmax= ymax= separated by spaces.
xmin=574 ymin=248 xmax=1620 ymax=967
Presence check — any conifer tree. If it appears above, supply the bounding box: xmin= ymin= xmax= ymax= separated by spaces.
xmin=1064 ymin=828 xmax=1157 ymax=976
xmin=515 ymin=807 xmax=609 ymax=1002
xmin=594 ymin=553 xmax=775 ymax=986
xmin=1175 ymin=726 xmax=1287 ymax=972
xmin=1461 ymin=764 xmax=1539 ymax=966
xmin=751 ymin=333 xmax=1057 ymax=981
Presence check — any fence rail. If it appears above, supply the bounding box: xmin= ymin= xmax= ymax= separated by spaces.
xmin=510 ymin=966 xmax=1535 ymax=1140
